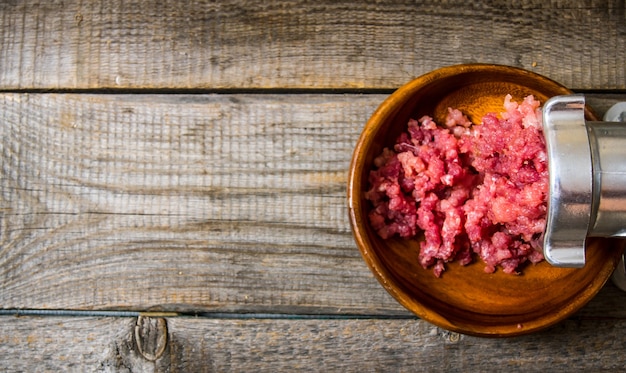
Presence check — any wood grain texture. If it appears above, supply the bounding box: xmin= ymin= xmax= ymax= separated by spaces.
xmin=0 ymin=0 xmax=624 ymax=368
xmin=0 ymin=316 xmax=135 ymax=372
xmin=2 ymin=92 xmax=626 ymax=318
xmin=0 ymin=0 xmax=624 ymax=90
xmin=0 ymin=93 xmax=396 ymax=313
xmin=164 ymin=317 xmax=626 ymax=372
xmin=2 ymin=315 xmax=626 ymax=372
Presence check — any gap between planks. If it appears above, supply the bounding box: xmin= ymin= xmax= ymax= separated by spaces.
xmin=0 ymin=308 xmax=417 ymax=320
xmin=0 ymin=88 xmax=397 ymax=95
xmin=0 ymin=88 xmax=625 ymax=95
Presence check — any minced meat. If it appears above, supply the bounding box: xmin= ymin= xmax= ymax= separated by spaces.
xmin=366 ymin=95 xmax=547 ymax=277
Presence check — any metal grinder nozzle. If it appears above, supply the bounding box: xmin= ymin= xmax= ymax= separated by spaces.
xmin=542 ymin=95 xmax=626 ymax=267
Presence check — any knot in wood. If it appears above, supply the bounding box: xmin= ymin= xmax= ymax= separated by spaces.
xmin=134 ymin=316 xmax=168 ymax=361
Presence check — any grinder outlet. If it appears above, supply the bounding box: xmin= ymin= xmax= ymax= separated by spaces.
xmin=542 ymin=95 xmax=626 ymax=273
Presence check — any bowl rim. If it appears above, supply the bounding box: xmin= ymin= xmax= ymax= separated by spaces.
xmin=347 ymin=63 xmax=621 ymax=337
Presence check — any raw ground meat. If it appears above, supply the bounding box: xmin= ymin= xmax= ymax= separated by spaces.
xmin=366 ymin=95 xmax=547 ymax=277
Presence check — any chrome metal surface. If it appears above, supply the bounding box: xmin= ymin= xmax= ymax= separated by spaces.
xmin=586 ymin=120 xmax=626 ymax=237
xmin=542 ymin=96 xmax=626 ymax=268
xmin=542 ymin=95 xmax=592 ymax=267
xmin=604 ymin=102 xmax=626 ymax=122
xmin=604 ymin=101 xmax=626 ymax=292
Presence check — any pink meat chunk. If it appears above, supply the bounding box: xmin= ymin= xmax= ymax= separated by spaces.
xmin=366 ymin=95 xmax=547 ymax=277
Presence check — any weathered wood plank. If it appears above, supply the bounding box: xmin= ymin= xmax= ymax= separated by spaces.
xmin=2 ymin=93 xmax=626 ymax=316
xmin=0 ymin=316 xmax=135 ymax=372
xmin=0 ymin=0 xmax=624 ymax=90
xmin=1 ymin=315 xmax=626 ymax=372
xmin=0 ymin=93 xmax=397 ymax=314
xmin=164 ymin=317 xmax=626 ymax=372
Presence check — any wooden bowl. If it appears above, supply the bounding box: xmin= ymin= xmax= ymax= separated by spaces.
xmin=347 ymin=64 xmax=625 ymax=337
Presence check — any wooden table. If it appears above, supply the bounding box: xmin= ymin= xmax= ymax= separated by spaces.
xmin=1 ymin=1 xmax=625 ymax=371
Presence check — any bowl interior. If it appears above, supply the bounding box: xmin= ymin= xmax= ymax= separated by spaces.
xmin=348 ymin=64 xmax=625 ymax=337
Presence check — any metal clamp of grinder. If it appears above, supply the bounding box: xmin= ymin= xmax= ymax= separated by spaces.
xmin=542 ymin=95 xmax=626 ymax=270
